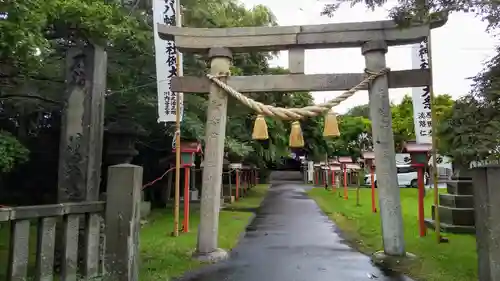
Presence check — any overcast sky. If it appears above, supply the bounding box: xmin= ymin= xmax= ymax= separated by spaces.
xmin=240 ymin=0 xmax=498 ymax=113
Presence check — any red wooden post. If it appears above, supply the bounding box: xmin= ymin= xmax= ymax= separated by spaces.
xmin=402 ymin=141 xmax=432 ymax=238
xmin=370 ymin=165 xmax=377 ymax=213
xmin=343 ymin=165 xmax=348 ymax=200
xmin=183 ymin=166 xmax=190 ymax=233
xmin=418 ymin=166 xmax=426 ymax=237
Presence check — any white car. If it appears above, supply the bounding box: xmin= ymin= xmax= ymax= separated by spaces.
xmin=364 ymin=165 xmax=424 ymax=188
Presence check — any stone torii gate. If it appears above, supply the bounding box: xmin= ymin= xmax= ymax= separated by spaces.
xmin=158 ymin=19 xmax=446 ymax=262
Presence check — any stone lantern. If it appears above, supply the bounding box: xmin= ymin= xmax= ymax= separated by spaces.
xmin=105 ymin=104 xmax=148 ymax=217
xmin=105 ymin=104 xmax=147 ymax=165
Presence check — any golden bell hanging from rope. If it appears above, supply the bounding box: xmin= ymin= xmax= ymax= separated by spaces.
xmin=323 ymin=111 xmax=340 ymax=137
xmin=252 ymin=115 xmax=269 ymax=140
xmin=289 ymin=121 xmax=304 ymax=148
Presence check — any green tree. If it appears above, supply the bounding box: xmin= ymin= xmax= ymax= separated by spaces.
xmin=320 ymin=0 xmax=500 ymax=165
xmin=0 ymin=131 xmax=29 ymax=173
xmin=322 ymin=115 xmax=372 ymax=160
xmin=320 ymin=0 xmax=498 ymax=29
xmin=391 ymin=94 xmax=453 ymax=151
xmin=345 ymin=104 xmax=370 ymax=119
xmin=0 ymin=0 xmax=332 ymax=174
xmin=391 ymin=96 xmax=415 ymax=151
xmin=0 ymin=0 xmax=147 ymax=172
xmin=437 ymin=84 xmax=500 ymax=164
xmin=344 ymin=94 xmax=454 ymax=152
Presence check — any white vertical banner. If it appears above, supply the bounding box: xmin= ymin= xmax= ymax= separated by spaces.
xmin=410 ymin=40 xmax=432 ymax=144
xmin=153 ymin=0 xmax=183 ymax=123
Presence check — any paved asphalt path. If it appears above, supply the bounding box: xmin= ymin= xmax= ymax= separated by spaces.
xmin=178 ymin=183 xmax=413 ymax=281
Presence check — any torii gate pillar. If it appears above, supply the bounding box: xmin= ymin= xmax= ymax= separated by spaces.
xmin=363 ymin=41 xmax=409 ymax=262
xmin=194 ymin=47 xmax=232 ymax=262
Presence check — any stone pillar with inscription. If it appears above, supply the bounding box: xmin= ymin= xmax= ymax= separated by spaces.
xmin=362 ymin=41 xmax=411 ymax=265
xmin=194 ymin=48 xmax=232 ymax=262
xmin=55 ymin=44 xmax=107 ymax=274
xmin=57 ymin=44 xmax=107 ymax=203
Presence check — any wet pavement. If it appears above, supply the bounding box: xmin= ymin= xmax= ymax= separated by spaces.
xmin=178 ymin=183 xmax=413 ymax=281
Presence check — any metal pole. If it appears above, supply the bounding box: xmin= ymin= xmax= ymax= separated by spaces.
xmin=173 ymin=0 xmax=183 ymax=237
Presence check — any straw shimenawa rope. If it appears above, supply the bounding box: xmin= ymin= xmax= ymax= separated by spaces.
xmin=206 ymin=68 xmax=390 ymax=120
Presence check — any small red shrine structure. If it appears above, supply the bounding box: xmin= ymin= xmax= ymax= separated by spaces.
xmin=337 ymin=156 xmax=353 ymax=199
xmin=403 ymin=140 xmax=432 ymax=237
xmin=172 ymin=140 xmax=202 ymax=167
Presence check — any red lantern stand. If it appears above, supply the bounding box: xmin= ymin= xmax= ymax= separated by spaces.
xmin=403 ymin=141 xmax=432 ymax=237
xmin=338 ymin=156 xmax=353 ymax=200
xmin=230 ymin=163 xmax=242 ymax=201
xmin=362 ymin=151 xmax=377 ymax=213
xmin=172 ymin=141 xmax=202 ymax=233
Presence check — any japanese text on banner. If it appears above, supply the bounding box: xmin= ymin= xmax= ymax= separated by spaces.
xmin=153 ymin=0 xmax=183 ymax=123
xmin=411 ymin=39 xmax=432 ymax=144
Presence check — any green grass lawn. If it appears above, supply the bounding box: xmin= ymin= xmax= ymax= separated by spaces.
xmin=308 ymin=187 xmax=477 ymax=281
xmin=140 ymin=184 xmax=269 ymax=280
xmin=0 ymin=184 xmax=269 ymax=281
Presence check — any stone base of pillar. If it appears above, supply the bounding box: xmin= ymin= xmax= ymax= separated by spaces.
xmin=190 ymin=189 xmax=199 ymax=201
xmin=193 ymin=248 xmax=229 ymax=263
xmin=371 ymin=251 xmax=417 ymax=272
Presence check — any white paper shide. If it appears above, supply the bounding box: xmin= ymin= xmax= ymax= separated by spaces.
xmin=411 ymin=40 xmax=432 ymax=144
xmin=153 ymin=0 xmax=183 ymax=122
